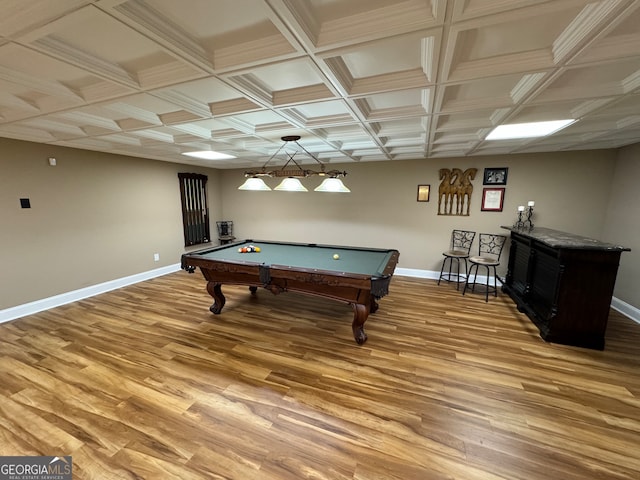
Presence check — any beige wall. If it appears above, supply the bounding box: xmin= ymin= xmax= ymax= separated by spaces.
xmin=0 ymin=138 xmax=221 ymax=309
xmin=220 ymin=150 xmax=619 ymax=273
xmin=602 ymin=143 xmax=640 ymax=307
xmin=1 ymin=137 xmax=637 ymax=314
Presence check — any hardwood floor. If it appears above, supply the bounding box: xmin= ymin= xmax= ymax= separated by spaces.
xmin=1 ymin=272 xmax=639 ymax=479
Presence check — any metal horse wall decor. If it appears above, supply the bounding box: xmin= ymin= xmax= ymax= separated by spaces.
xmin=437 ymin=167 xmax=478 ymax=216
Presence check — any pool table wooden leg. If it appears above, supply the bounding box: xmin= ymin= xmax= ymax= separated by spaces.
xmin=351 ymin=303 xmax=369 ymax=345
xmin=206 ymin=281 xmax=226 ymax=314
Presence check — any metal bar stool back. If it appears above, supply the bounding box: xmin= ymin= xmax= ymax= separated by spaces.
xmin=437 ymin=230 xmax=476 ymax=290
xmin=462 ymin=233 xmax=507 ymax=301
xmin=216 ymin=221 xmax=236 ymax=244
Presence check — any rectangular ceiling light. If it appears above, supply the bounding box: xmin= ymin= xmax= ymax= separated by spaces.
xmin=182 ymin=151 xmax=236 ymax=160
xmin=486 ymin=119 xmax=575 ymax=140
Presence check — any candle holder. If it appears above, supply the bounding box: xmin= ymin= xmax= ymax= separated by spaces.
xmin=524 ymin=205 xmax=534 ymax=229
xmin=513 ymin=209 xmax=526 ymax=229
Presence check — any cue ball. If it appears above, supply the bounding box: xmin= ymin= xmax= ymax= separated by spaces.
xmin=333 ymin=254 xmax=340 ymax=260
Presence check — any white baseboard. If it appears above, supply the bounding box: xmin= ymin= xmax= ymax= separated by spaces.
xmin=2 ymin=265 xmax=638 ymax=326
xmin=0 ymin=264 xmax=182 ymax=324
xmin=396 ymin=268 xmax=503 ymax=286
xmin=395 ymin=267 xmax=439 ymax=280
xmin=611 ymin=297 xmax=640 ymax=325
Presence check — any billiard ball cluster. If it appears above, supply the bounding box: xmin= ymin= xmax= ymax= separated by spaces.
xmin=238 ymin=245 xmax=261 ymax=253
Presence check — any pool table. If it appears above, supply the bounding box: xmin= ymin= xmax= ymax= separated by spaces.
xmin=181 ymin=240 xmax=400 ymax=344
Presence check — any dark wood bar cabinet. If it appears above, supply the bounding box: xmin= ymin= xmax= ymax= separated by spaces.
xmin=501 ymin=226 xmax=630 ymax=350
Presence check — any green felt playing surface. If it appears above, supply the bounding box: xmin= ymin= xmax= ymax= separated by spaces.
xmin=198 ymin=241 xmax=395 ymax=277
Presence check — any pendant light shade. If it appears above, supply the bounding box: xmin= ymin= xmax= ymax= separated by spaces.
xmin=314 ymin=177 xmax=351 ymax=192
xmin=238 ymin=177 xmax=271 ymax=191
xmin=274 ymin=177 xmax=308 ymax=191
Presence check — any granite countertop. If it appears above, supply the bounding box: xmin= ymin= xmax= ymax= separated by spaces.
xmin=501 ymin=226 xmax=631 ymax=251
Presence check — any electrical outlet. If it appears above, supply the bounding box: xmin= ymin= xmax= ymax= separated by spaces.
xmin=153 ymin=253 xmax=160 ymax=262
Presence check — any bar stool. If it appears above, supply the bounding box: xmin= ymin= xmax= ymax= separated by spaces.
xmin=437 ymin=230 xmax=476 ymax=290
xmin=463 ymin=233 xmax=507 ymax=302
xmin=216 ymin=221 xmax=236 ymax=244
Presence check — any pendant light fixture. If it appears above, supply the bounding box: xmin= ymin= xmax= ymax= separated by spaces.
xmin=238 ymin=136 xmax=349 ymax=192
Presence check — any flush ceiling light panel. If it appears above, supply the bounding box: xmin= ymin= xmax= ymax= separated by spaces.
xmin=182 ymin=151 xmax=236 ymax=160
xmin=486 ymin=120 xmax=576 ymax=140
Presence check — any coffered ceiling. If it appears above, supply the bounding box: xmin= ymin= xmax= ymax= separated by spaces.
xmin=1 ymin=0 xmax=639 ymax=169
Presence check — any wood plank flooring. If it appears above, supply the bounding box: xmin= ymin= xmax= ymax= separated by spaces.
xmin=1 ymin=272 xmax=639 ymax=479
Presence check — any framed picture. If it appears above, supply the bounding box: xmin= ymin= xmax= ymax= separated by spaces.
xmin=483 ymin=167 xmax=508 ymax=185
xmin=417 ymin=184 xmax=430 ymax=202
xmin=481 ymin=187 xmax=505 ymax=211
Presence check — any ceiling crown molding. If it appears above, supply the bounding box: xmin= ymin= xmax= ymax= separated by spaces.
xmin=450 ymin=50 xmax=552 ymax=83
xmin=510 ymin=72 xmax=548 ymax=103
xmin=570 ymin=98 xmax=614 ymax=118
xmin=213 ymin=34 xmax=298 ymax=71
xmin=273 ymin=84 xmax=333 ymax=106
xmin=316 ymin=1 xmax=436 ymax=48
xmin=228 ymin=74 xmax=274 ymax=106
xmin=104 ymin=102 xmax=162 ymax=126
xmin=621 ymin=69 xmax=640 ymax=93
xmin=552 ymin=0 xmax=628 ymax=64
xmin=209 ymin=97 xmax=262 ymax=116
xmin=0 ymin=65 xmax=82 ymax=100
xmin=58 ymin=111 xmax=120 ymax=131
xmin=350 ymin=69 xmax=430 ymax=97
xmin=32 ymin=37 xmax=138 ymax=88
xmin=137 ymin=61 xmax=205 ymax=89
xmin=171 ymin=123 xmax=212 ymax=140
xmin=151 ymin=90 xmax=212 ymax=119
xmin=128 ymin=129 xmax=175 ymax=144
xmin=617 ymin=115 xmax=640 ymax=129
xmin=110 ymin=0 xmax=213 ymax=71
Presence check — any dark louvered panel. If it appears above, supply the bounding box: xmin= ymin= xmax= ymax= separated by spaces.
xmin=510 ymin=240 xmax=530 ymax=297
xmin=179 ymin=173 xmax=210 ymax=246
xmin=528 ymin=247 xmax=560 ymax=322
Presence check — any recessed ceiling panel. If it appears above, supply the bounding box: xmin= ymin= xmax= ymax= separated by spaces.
xmin=341 ymin=35 xmax=423 ymax=78
xmin=50 ymin=11 xmax=165 ymax=66
xmin=247 ymin=59 xmax=325 ymax=92
xmin=141 ymin=0 xmax=269 ymax=37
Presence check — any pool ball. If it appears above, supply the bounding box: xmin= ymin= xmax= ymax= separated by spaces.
xmin=241 ymin=247 xmax=247 ymax=253
xmin=255 ymin=247 xmax=261 ymax=252
xmin=238 ymin=248 xmax=243 ymax=253
xmin=333 ymin=254 xmax=340 ymax=260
